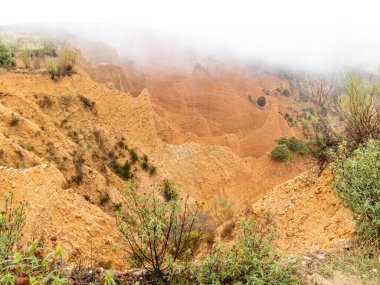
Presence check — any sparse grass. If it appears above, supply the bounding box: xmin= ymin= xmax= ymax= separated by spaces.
xmin=37 ymin=94 xmax=53 ymax=108
xmin=149 ymin=165 xmax=157 ymax=176
xmin=99 ymin=192 xmax=110 ymax=206
xmin=72 ymin=152 xmax=85 ymax=185
xmin=79 ymin=95 xmax=96 ymax=113
xmin=220 ymin=220 xmax=236 ymax=239
xmin=128 ymin=148 xmax=138 ymax=164
xmin=313 ymin=239 xmax=380 ymax=283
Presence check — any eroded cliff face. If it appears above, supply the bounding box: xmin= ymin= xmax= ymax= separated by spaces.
xmin=216 ymin=167 xmax=355 ymax=255
xmin=0 ymin=68 xmax=312 ymax=267
xmin=138 ymin=64 xmax=301 ymax=158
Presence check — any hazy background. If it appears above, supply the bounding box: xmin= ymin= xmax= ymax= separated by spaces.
xmin=1 ymin=0 xmax=380 ymax=72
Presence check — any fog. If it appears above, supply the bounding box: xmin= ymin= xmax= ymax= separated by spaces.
xmin=1 ymin=0 xmax=380 ymax=73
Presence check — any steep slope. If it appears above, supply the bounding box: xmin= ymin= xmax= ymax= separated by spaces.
xmin=139 ymin=64 xmax=300 ymax=158
xmin=0 ymin=69 xmax=312 ymax=267
xmin=244 ymin=167 xmax=355 ymax=254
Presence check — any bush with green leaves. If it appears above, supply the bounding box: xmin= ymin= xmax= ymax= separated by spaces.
xmin=116 ymin=180 xmax=200 ymax=282
xmin=0 ymin=43 xmax=16 ymax=69
xmin=330 ymin=139 xmax=380 ymax=240
xmin=170 ymin=218 xmax=300 ymax=284
xmin=257 ymin=96 xmax=266 ymax=107
xmin=275 ymin=136 xmax=308 ymax=155
xmin=0 ymin=192 xmax=25 ymax=260
xmin=281 ymin=89 xmax=291 ymax=97
xmin=46 ymin=47 xmax=77 ymax=79
xmin=163 ymin=179 xmax=181 ymax=201
xmin=270 ymin=144 xmax=290 ymax=161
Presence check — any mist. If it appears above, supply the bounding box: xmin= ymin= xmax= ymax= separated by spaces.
xmin=1 ymin=0 xmax=380 ymax=73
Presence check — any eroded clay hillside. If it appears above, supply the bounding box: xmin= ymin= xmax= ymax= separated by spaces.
xmin=0 ymin=66 xmax=311 ymax=266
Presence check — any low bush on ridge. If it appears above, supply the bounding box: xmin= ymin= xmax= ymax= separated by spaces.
xmin=271 ymin=136 xmax=308 ymax=161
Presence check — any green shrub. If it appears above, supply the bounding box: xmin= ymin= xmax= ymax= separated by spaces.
xmin=0 ymin=43 xmax=16 ymax=69
xmin=270 ymin=144 xmax=290 ymax=161
xmin=275 ymin=136 xmax=308 ymax=155
xmin=257 ymin=96 xmax=266 ymax=107
xmin=163 ymin=179 xmax=181 ymax=201
xmin=247 ymin=95 xmax=254 ymax=103
xmin=0 ymin=192 xmax=25 ymax=260
xmin=47 ymin=47 xmax=77 ymax=79
xmin=116 ymin=180 xmax=200 ymax=282
xmin=128 ymin=148 xmax=138 ymax=164
xmin=170 ymin=218 xmax=299 ymax=284
xmin=330 ymin=139 xmax=380 ymax=239
xmin=282 ymin=89 xmax=291 ymax=97
xmin=112 ymin=160 xmax=132 ymax=180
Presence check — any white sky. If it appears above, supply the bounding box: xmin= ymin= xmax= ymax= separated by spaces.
xmin=2 ymin=0 xmax=380 ymax=71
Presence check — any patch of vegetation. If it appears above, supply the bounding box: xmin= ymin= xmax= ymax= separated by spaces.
xmin=116 ymin=180 xmax=201 ymax=282
xmin=72 ymin=152 xmax=85 ymax=185
xmin=111 ymin=159 xmax=132 ymax=180
xmin=257 ymin=95 xmax=266 ymax=107
xmin=301 ymin=107 xmax=316 ymax=120
xmin=99 ymin=192 xmax=110 ymax=206
xmin=284 ymin=112 xmax=296 ymax=127
xmin=247 ymin=95 xmax=254 ymax=103
xmin=270 ymin=144 xmax=290 ymax=161
xmin=282 ymin=88 xmax=291 ymax=97
xmin=312 ymin=239 xmax=379 ymax=283
xmin=37 ymin=94 xmax=53 ymax=108
xmin=0 ymin=192 xmax=25 ymax=260
xmin=262 ymin=88 xmax=270 ymax=95
xmin=276 ymin=136 xmax=308 ymax=155
xmin=79 ymin=95 xmax=96 ymax=113
xmin=149 ymin=165 xmax=157 ymax=176
xmin=331 ymin=139 xmax=380 ymax=239
xmin=0 ymin=43 xmax=16 ymax=69
xmin=170 ymin=218 xmax=300 ymax=284
xmin=220 ymin=220 xmax=236 ymax=239
xmin=163 ymin=179 xmax=181 ymax=201
xmin=128 ymin=148 xmax=138 ymax=164
xmin=46 ymin=47 xmax=77 ymax=79
xmin=308 ymin=74 xmax=380 ymax=167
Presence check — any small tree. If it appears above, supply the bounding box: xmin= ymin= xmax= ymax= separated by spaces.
xmin=330 ymin=139 xmax=380 ymax=239
xmin=257 ymin=96 xmax=266 ymax=107
xmin=0 ymin=43 xmax=16 ymax=69
xmin=116 ymin=180 xmax=200 ymax=282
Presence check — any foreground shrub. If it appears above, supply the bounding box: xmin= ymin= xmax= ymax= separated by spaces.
xmin=170 ymin=218 xmax=299 ymax=284
xmin=116 ymin=180 xmax=200 ymax=282
xmin=330 ymin=139 xmax=380 ymax=240
xmin=0 ymin=43 xmax=16 ymax=69
xmin=270 ymin=144 xmax=290 ymax=161
xmin=0 ymin=192 xmax=25 ymax=260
